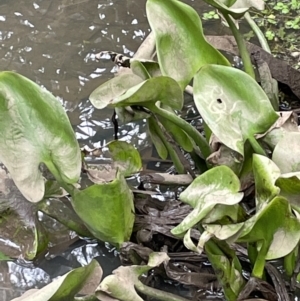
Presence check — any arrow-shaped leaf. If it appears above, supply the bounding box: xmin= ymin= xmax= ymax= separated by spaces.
xmin=0 ymin=71 xmax=81 ymax=202
xmin=171 ymin=166 xmax=243 ymax=236
xmin=194 ymin=65 xmax=278 ymax=156
xmin=71 ymin=172 xmax=134 ymax=248
xmin=146 ymin=0 xmax=230 ymax=90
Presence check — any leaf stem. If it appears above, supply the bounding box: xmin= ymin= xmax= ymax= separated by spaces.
xmin=135 ymin=281 xmax=191 ymax=301
xmin=150 ymin=116 xmax=186 ymax=174
xmin=248 ymin=136 xmax=267 ymax=156
xmin=45 ymin=161 xmax=77 ymax=196
xmin=244 ymin=12 xmax=271 ymax=53
xmin=74 ymin=295 xmax=98 ymax=301
xmin=205 ymin=242 xmax=238 ymax=301
xmin=252 ymin=240 xmax=269 ymax=278
xmin=147 ymin=103 xmax=211 ymax=159
xmin=223 ymin=13 xmax=255 ymax=79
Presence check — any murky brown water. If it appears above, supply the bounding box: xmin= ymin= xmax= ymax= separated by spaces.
xmin=0 ymin=0 xmax=224 ymax=299
xmin=0 ymin=0 xmax=225 ymax=147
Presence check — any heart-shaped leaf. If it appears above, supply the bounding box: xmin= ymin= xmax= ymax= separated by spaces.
xmin=272 ymin=132 xmax=300 ymax=173
xmin=194 ymin=65 xmax=278 ymax=156
xmin=146 ymin=0 xmax=230 ymax=91
xmin=171 ymin=166 xmax=243 ymax=236
xmin=130 ymin=60 xmax=151 ymax=80
xmin=114 ymin=76 xmax=183 ymax=110
xmin=108 ymin=140 xmax=142 ymax=177
xmin=71 ymin=172 xmax=135 ymax=248
xmin=89 ymin=73 xmax=144 ymax=110
xmin=260 ymin=111 xmax=299 ymax=150
xmin=252 ymin=154 xmax=280 ymax=207
xmin=90 ymin=76 xmax=183 ymax=111
xmin=96 ymin=252 xmax=169 ymax=301
xmin=205 ymin=196 xmax=300 ymax=266
xmin=238 ymin=196 xmax=300 ymax=260
xmin=12 ymin=259 xmax=102 ymax=301
xmin=0 ymin=71 xmax=81 ymax=202
xmin=276 ymin=172 xmax=300 ymax=208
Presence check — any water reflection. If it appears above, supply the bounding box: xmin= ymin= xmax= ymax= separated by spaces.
xmin=0 ymin=241 xmax=120 ymax=300
xmin=0 ymin=0 xmax=217 ymax=149
xmin=0 ymin=0 xmax=150 ymax=107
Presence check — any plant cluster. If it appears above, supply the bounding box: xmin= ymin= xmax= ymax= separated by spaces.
xmin=244 ymin=0 xmax=300 ymax=67
xmin=1 ymin=0 xmax=300 ymax=300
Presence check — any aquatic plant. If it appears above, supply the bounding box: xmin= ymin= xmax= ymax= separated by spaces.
xmin=1 ymin=0 xmax=300 ymax=300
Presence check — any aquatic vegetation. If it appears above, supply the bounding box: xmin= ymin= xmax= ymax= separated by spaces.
xmin=245 ymin=0 xmax=300 ymax=67
xmin=1 ymin=0 xmax=300 ymax=300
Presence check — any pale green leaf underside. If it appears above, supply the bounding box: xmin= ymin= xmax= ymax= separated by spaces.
xmin=89 ymin=73 xmax=144 ymax=109
xmin=252 ymin=154 xmax=280 ymax=207
xmin=96 ymin=252 xmax=169 ymax=301
xmin=272 ymin=132 xmax=300 ymax=173
xmin=0 ymin=71 xmax=81 ymax=202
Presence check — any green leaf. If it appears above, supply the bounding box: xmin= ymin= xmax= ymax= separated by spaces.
xmin=252 ymin=154 xmax=280 ymax=207
xmin=139 ymin=61 xmax=162 ymax=78
xmin=202 ymin=203 xmax=244 ymax=224
xmin=147 ymin=117 xmax=168 ymax=160
xmin=38 ymin=198 xmax=92 ymax=237
xmin=146 ymin=0 xmax=230 ymax=91
xmin=238 ymin=196 xmax=300 ymax=260
xmin=272 ymin=132 xmax=300 ymax=173
xmin=276 ymin=172 xmax=300 ymax=208
xmin=171 ymin=166 xmax=243 ymax=236
xmin=206 ymin=196 xmax=300 ymax=277
xmin=205 ymin=243 xmax=244 ymax=301
xmin=96 ymin=252 xmax=169 ymax=301
xmin=130 ymin=60 xmax=151 ymax=80
xmin=158 ymin=106 xmax=193 ymax=152
xmin=107 ymin=140 xmax=142 ymax=177
xmin=114 ymin=76 xmax=183 ymax=110
xmin=194 ymin=65 xmax=278 ymax=156
xmin=89 ymin=73 xmax=144 ymax=110
xmin=0 ymin=71 xmax=81 ymax=202
xmin=90 ymin=76 xmax=183 ymax=111
xmin=115 ymin=107 xmax=150 ymax=123
xmin=11 ymin=259 xmax=102 ymax=301
xmin=261 ymin=111 xmax=299 ymax=150
xmin=71 ymin=172 xmax=135 ymax=248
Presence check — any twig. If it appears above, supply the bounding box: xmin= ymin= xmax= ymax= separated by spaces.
xmin=140 ymin=173 xmax=193 ymax=186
